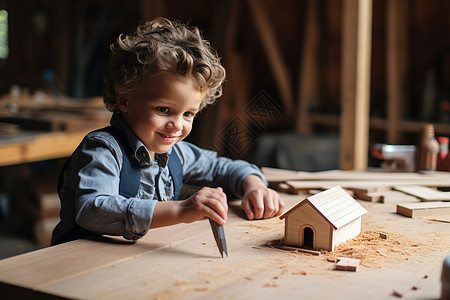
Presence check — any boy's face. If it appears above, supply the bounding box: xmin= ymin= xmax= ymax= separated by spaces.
xmin=119 ymin=75 xmax=204 ymax=160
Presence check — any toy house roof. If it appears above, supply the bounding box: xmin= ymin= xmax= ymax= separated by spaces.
xmin=280 ymin=185 xmax=368 ymax=229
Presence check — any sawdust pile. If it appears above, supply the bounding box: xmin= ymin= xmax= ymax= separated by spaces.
xmin=269 ymin=230 xmax=448 ymax=270
xmin=324 ymin=230 xmax=436 ymax=268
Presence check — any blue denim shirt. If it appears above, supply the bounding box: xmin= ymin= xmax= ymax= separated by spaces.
xmin=52 ymin=112 xmax=267 ymax=243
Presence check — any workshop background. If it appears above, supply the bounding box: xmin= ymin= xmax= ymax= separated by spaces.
xmin=0 ymin=0 xmax=449 ymax=258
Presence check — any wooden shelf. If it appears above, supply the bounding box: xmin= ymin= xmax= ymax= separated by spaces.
xmin=371 ymin=118 xmax=450 ymax=135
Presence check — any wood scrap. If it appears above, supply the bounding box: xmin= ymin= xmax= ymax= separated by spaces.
xmin=391 ymin=290 xmax=403 ymax=298
xmin=335 ymin=257 xmax=360 ymax=271
xmin=267 ymin=239 xmax=321 ymax=255
xmin=396 ymin=202 xmax=450 ymax=218
xmin=280 ymin=245 xmax=321 ymax=256
xmin=353 ymin=190 xmax=384 ymax=202
xmin=379 ymin=232 xmax=389 ymax=239
xmin=394 ymin=185 xmax=450 ymax=201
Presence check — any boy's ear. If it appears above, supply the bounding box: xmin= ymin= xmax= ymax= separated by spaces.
xmin=118 ymin=97 xmax=128 ymax=112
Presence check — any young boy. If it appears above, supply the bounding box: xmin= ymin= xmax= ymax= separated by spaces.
xmin=51 ymin=18 xmax=284 ymax=245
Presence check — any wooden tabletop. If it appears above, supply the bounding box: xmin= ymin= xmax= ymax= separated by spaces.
xmin=0 ymin=190 xmax=449 ymax=299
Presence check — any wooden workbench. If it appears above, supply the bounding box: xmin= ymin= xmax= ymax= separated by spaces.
xmin=0 ymin=189 xmax=448 ymax=299
xmin=0 ymin=95 xmax=110 ymax=167
xmin=0 ymin=130 xmax=92 ymax=167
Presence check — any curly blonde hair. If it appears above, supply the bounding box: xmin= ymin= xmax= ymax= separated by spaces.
xmin=103 ymin=18 xmax=226 ymax=112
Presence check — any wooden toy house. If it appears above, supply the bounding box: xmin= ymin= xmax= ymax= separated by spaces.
xmin=280 ymin=186 xmax=367 ymax=252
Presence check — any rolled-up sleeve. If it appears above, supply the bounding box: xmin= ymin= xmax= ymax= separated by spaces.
xmin=174 ymin=142 xmax=267 ymax=198
xmin=62 ymin=133 xmax=157 ymax=240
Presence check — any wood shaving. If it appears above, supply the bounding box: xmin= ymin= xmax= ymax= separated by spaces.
xmin=263 ymin=281 xmax=279 ymax=287
xmin=174 ymin=278 xmax=190 ymax=286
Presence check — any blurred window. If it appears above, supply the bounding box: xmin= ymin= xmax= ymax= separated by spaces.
xmin=0 ymin=9 xmax=8 ymax=59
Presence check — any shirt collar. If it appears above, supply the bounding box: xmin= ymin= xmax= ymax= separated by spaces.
xmin=110 ymin=112 xmax=171 ymax=167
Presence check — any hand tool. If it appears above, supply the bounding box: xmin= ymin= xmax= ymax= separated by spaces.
xmin=209 ymin=219 xmax=228 ymax=258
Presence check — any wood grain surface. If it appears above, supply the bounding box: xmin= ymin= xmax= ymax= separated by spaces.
xmin=0 ymin=189 xmax=449 ymax=299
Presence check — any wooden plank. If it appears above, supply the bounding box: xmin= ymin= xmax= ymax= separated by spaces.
xmin=394 ymin=185 xmax=450 ymax=201
xmin=353 ymin=190 xmax=419 ymax=204
xmin=379 ymin=190 xmax=420 ymax=204
xmin=396 ymin=202 xmax=450 ymax=218
xmin=262 ymin=168 xmax=450 ymax=183
xmin=285 ymin=179 xmax=450 ymax=192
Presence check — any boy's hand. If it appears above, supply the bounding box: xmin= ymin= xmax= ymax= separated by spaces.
xmin=241 ymin=175 xmax=285 ymax=220
xmin=179 ymin=187 xmax=228 ymax=225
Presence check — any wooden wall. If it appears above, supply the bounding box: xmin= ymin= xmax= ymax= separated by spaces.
xmin=1 ymin=0 xmax=450 ymax=163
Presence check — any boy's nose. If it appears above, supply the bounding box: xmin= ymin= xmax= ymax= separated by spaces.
xmin=168 ymin=116 xmax=183 ymax=131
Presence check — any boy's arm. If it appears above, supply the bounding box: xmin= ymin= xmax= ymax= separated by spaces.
xmin=240 ymin=175 xmax=285 ymax=220
xmin=150 ymin=187 xmax=228 ymax=228
xmin=174 ymin=142 xmax=284 ymax=220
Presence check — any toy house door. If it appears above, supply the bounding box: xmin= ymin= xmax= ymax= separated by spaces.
xmin=299 ymin=226 xmax=315 ymax=249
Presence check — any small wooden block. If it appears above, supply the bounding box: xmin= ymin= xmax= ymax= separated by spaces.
xmin=353 ymin=191 xmax=384 ymax=202
xmin=335 ymin=257 xmax=360 ymax=271
xmin=379 ymin=232 xmax=389 ymax=239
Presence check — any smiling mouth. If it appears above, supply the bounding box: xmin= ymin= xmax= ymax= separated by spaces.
xmin=158 ymin=132 xmax=179 ymax=139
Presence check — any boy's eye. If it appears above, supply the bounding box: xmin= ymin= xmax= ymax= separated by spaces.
xmin=183 ymin=112 xmax=196 ymax=119
xmin=157 ymin=107 xmax=170 ymax=114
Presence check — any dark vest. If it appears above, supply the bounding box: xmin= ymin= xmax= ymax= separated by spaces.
xmin=52 ymin=126 xmax=183 ymax=245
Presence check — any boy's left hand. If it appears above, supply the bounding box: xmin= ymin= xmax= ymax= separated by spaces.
xmin=241 ymin=175 xmax=285 ymax=220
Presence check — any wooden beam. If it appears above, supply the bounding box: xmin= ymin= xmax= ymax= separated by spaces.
xmin=340 ymin=0 xmax=358 ymax=170
xmin=247 ymin=0 xmax=294 ymax=117
xmin=340 ymin=0 xmax=373 ymax=170
xmin=296 ymin=0 xmax=319 ymax=133
xmin=354 ymin=0 xmax=373 ymax=169
xmin=212 ymin=0 xmax=240 ymax=152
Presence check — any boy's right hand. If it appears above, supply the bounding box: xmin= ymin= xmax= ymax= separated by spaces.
xmin=178 ymin=187 xmax=228 ymax=225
